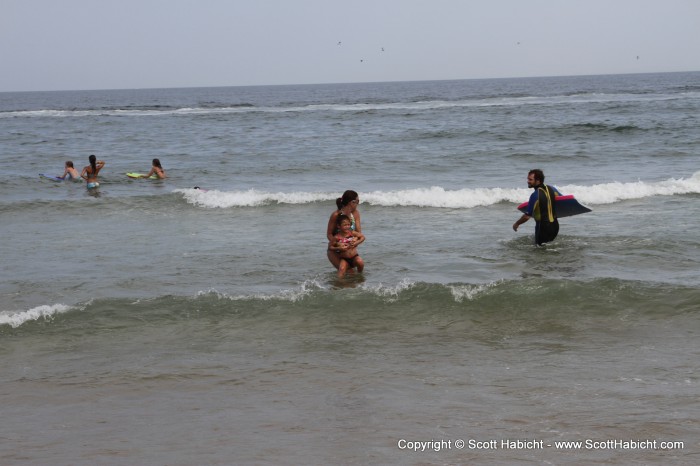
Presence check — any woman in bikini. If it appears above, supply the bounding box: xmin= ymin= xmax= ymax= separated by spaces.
xmin=81 ymin=154 xmax=105 ymax=189
xmin=330 ymin=214 xmax=365 ymax=278
xmin=326 ymin=190 xmax=362 ymax=270
xmin=143 ymin=158 xmax=167 ymax=179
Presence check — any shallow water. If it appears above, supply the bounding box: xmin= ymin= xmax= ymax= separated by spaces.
xmin=2 ymin=72 xmax=700 ymax=464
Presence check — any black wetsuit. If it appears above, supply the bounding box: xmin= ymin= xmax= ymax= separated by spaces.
xmin=534 ymin=184 xmax=559 ymax=245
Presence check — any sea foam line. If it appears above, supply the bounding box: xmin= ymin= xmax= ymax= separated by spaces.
xmin=449 ymin=281 xmax=503 ymax=302
xmin=565 ymin=171 xmax=700 ymax=205
xmin=4 ymin=91 xmax=698 ymax=119
xmin=176 ymin=172 xmax=700 ymax=209
xmin=0 ymin=304 xmax=72 ymax=328
xmin=194 ymin=279 xmax=329 ymax=303
xmin=192 ymin=279 xmax=419 ymax=303
xmin=177 ymin=188 xmax=334 ymax=208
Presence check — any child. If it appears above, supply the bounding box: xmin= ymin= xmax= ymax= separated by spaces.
xmin=59 ymin=161 xmax=80 ymax=181
xmin=330 ymin=214 xmax=365 ymax=278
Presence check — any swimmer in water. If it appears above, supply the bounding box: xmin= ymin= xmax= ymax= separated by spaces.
xmin=59 ymin=161 xmax=80 ymax=181
xmin=81 ymin=154 xmax=105 ymax=189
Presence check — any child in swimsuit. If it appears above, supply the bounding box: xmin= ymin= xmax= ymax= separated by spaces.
xmin=330 ymin=214 xmax=365 ymax=278
xmin=59 ymin=161 xmax=81 ymax=181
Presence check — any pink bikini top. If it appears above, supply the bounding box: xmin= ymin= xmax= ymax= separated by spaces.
xmin=336 ymin=234 xmax=353 ymax=244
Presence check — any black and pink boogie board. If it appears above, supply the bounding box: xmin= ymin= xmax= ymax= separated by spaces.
xmin=517 ymin=194 xmax=592 ymax=218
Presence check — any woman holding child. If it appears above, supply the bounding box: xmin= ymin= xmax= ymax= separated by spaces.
xmin=326 ymin=190 xmax=364 ymax=276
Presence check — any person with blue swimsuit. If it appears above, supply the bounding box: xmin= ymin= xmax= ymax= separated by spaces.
xmin=81 ymin=154 xmax=105 ymax=189
xmin=513 ymin=169 xmax=562 ymax=245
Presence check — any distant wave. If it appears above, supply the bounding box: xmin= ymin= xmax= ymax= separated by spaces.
xmin=3 ymin=90 xmax=698 ymax=119
xmin=560 ymin=122 xmax=644 ymax=133
xmin=176 ymin=171 xmax=700 ymax=209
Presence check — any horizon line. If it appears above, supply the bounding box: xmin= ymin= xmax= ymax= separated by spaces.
xmin=2 ymin=69 xmax=699 ymax=94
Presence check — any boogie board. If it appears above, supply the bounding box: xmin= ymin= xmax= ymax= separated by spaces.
xmin=517 ymin=194 xmax=591 ymax=218
xmin=126 ymin=172 xmax=158 ymax=179
xmin=39 ymin=173 xmax=63 ymax=182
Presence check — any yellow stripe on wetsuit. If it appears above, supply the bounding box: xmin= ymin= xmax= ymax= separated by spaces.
xmin=533 ymin=186 xmax=556 ymax=222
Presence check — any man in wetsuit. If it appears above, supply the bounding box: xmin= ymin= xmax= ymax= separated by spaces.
xmin=512 ymin=169 xmax=561 ymax=245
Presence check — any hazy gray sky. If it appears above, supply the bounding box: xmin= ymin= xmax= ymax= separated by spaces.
xmin=2 ymin=0 xmax=699 ymax=92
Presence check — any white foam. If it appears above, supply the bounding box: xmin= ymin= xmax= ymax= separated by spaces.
xmin=176 ymin=171 xmax=700 ymax=210
xmin=360 ymin=278 xmax=417 ymax=301
xmin=4 ymin=90 xmax=698 ymax=119
xmin=263 ymin=279 xmax=328 ymax=302
xmin=0 ymin=304 xmax=72 ymax=328
xmin=194 ymin=279 xmax=328 ymax=303
xmin=449 ymin=281 xmax=502 ymax=302
xmin=177 ymin=188 xmax=335 ymax=208
xmin=362 ymin=186 xmax=528 ymax=208
xmin=562 ymin=171 xmax=700 ymax=205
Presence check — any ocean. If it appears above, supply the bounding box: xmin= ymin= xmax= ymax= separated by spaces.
xmin=1 ymin=72 xmax=699 ymax=465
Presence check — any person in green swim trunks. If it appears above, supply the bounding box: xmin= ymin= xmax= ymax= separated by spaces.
xmin=81 ymin=154 xmax=105 ymax=189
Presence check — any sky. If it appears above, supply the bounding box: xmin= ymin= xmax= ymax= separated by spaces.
xmin=2 ymin=0 xmax=699 ymax=92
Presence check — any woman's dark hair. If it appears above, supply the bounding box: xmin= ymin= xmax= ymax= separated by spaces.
xmin=153 ymin=158 xmax=162 ymax=169
xmin=336 ymin=190 xmax=358 ymax=210
xmin=89 ymin=154 xmax=97 ymax=173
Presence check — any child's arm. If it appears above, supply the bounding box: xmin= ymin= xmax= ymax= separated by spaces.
xmin=352 ymin=231 xmax=365 ymax=246
xmin=329 ymin=237 xmax=351 ymax=252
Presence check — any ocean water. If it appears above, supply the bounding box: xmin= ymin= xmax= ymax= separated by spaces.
xmin=1 ymin=72 xmax=700 ymax=465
